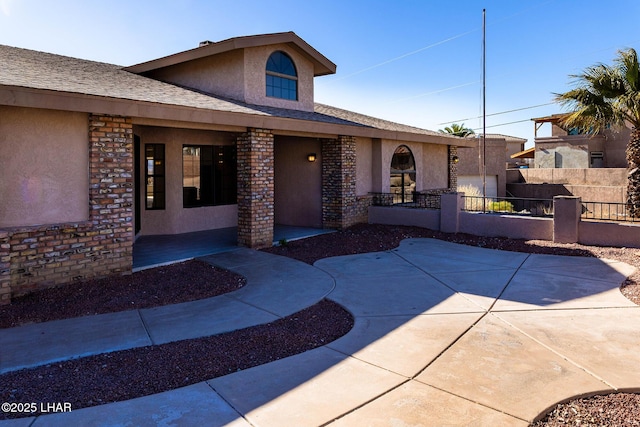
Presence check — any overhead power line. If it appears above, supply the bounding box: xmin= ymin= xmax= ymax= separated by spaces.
xmin=438 ymin=102 xmax=554 ymax=125
xmin=471 ymin=118 xmax=532 ymax=131
xmin=332 ymin=28 xmax=479 ymax=82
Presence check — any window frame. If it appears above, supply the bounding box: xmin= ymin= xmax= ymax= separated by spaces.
xmin=182 ymin=144 xmax=237 ymax=208
xmin=390 ymin=145 xmax=417 ymax=205
xmin=266 ymin=51 xmax=298 ymax=101
xmin=145 ymin=143 xmax=165 ymax=210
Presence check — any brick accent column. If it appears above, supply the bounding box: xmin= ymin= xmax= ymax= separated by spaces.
xmin=0 ymin=114 xmax=133 ymax=304
xmin=448 ymin=145 xmax=458 ymax=191
xmin=322 ymin=135 xmax=357 ymax=229
xmin=237 ymin=129 xmax=274 ymax=248
xmin=87 ymin=114 xmax=134 ymax=274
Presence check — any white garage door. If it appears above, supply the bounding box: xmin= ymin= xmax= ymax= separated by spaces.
xmin=458 ymin=175 xmax=498 ymax=198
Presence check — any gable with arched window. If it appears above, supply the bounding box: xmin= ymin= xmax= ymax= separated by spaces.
xmin=266 ymin=51 xmax=298 ymax=100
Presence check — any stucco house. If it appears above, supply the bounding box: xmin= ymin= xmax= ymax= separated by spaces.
xmin=456 ymin=134 xmax=528 ymax=197
xmin=0 ymin=32 xmax=473 ymax=303
xmin=532 ymin=113 xmax=629 ymax=168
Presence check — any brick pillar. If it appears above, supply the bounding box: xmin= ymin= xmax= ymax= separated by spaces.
xmin=237 ymin=129 xmax=274 ymax=248
xmin=448 ymin=145 xmax=458 ymax=191
xmin=553 ymin=196 xmax=581 ymax=244
xmin=322 ymin=135 xmax=357 ymax=229
xmin=88 ymin=114 xmax=134 ymax=276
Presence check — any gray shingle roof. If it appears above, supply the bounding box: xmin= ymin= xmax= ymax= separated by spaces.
xmin=0 ymin=44 xmax=451 ymax=138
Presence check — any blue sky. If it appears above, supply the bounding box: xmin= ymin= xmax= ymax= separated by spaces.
xmin=2 ymin=0 xmax=639 ymax=146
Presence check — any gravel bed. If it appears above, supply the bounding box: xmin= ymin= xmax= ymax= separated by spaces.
xmin=0 ymin=299 xmax=353 ymax=420
xmin=1 ymin=223 xmax=639 ymax=423
xmin=1 ymin=260 xmax=246 ymax=329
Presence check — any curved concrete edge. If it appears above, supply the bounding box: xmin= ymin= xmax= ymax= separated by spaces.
xmin=0 ymin=248 xmax=335 ymax=373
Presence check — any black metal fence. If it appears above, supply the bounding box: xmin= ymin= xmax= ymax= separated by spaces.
xmin=370 ymin=191 xmax=640 ymax=223
xmin=462 ymin=196 xmax=554 ymax=217
xmin=581 ymin=201 xmax=640 ymax=223
xmin=369 ymin=189 xmax=447 ymax=209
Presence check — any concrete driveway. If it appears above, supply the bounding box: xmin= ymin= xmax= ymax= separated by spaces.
xmin=2 ymin=238 xmax=638 ymax=426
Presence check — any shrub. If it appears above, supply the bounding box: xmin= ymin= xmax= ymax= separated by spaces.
xmin=488 ymin=200 xmax=514 ymax=212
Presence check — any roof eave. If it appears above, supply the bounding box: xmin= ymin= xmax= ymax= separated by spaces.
xmin=124 ymin=31 xmax=336 ymax=77
xmin=0 ymin=85 xmax=463 ymax=146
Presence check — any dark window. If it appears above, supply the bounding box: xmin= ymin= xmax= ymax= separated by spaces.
xmin=390 ymin=145 xmax=416 ymax=205
xmin=183 ymin=145 xmax=237 ymax=208
xmin=266 ymin=51 xmax=298 ymax=100
xmin=145 ymin=144 xmax=165 ymax=209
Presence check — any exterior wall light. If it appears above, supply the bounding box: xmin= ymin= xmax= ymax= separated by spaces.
xmin=452 ymin=155 xmax=459 ymax=164
xmin=307 ymin=153 xmax=317 ymax=162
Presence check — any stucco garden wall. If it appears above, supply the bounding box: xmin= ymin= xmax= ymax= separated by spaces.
xmin=507 ymin=168 xmax=627 ymax=204
xmin=369 ymin=194 xmax=640 ymax=248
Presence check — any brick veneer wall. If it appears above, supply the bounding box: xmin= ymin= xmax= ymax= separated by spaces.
xmin=354 ymin=195 xmax=373 ymax=224
xmin=0 ymin=114 xmax=133 ymax=304
xmin=322 ymin=136 xmax=358 ymax=229
xmin=237 ymin=128 xmax=274 ymax=248
xmin=448 ymin=145 xmax=458 ymax=190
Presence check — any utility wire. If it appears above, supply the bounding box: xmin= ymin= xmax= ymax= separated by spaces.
xmin=330 ymin=29 xmax=479 ymax=82
xmin=471 ymin=119 xmax=532 ymax=131
xmin=330 ymin=0 xmax=558 ymax=83
xmin=439 ymin=102 xmax=554 ymax=125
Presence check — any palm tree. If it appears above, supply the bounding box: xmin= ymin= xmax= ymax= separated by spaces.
xmin=555 ymin=48 xmax=640 ymax=216
xmin=439 ymin=123 xmax=475 ymax=137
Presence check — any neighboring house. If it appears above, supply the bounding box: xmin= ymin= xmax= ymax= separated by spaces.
xmin=0 ymin=32 xmax=473 ymax=302
xmin=531 ymin=113 xmax=629 ymax=168
xmin=505 ymin=114 xmax=629 ymax=203
xmin=456 ymin=134 xmax=528 ymax=197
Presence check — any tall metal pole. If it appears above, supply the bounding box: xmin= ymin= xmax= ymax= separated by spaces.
xmin=482 ymin=8 xmax=487 ymax=210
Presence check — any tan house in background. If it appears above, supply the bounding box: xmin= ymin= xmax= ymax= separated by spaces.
xmin=456 ymin=134 xmax=528 ymax=197
xmin=532 ymin=113 xmax=629 ymax=168
xmin=505 ymin=114 xmax=629 ymax=204
xmin=0 ymin=32 xmax=472 ymax=303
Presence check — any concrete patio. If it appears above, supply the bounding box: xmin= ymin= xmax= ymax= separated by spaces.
xmin=1 ymin=238 xmax=639 ymax=426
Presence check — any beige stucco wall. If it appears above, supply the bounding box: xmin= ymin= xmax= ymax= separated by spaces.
xmin=135 ymin=126 xmax=238 ymax=235
xmin=143 ymin=43 xmax=315 ymax=112
xmin=361 ymin=139 xmax=448 ymax=194
xmin=0 ymin=106 xmax=89 ymax=228
xmin=356 ymin=137 xmax=373 ymax=195
xmin=506 ymin=167 xmax=627 ymax=204
xmin=145 ymin=50 xmax=246 ymax=102
xmin=355 ymin=137 xmax=450 ymax=197
xmin=456 ymin=137 xmax=507 ymax=196
xmin=274 ymin=136 xmax=322 ymax=227
xmin=420 ymin=144 xmax=449 ymax=190
xmin=536 ymin=126 xmax=628 ymax=168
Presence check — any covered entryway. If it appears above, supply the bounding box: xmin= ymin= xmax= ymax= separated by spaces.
xmin=274 ymin=136 xmax=323 ymax=228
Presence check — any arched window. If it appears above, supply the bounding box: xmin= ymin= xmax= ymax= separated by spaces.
xmin=266 ymin=51 xmax=298 ymax=100
xmin=390 ymin=145 xmax=416 ymax=204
